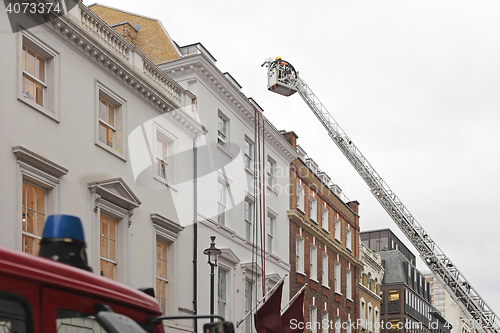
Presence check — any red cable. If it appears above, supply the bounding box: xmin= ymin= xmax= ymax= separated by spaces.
xmin=261 ymin=116 xmax=266 ymax=294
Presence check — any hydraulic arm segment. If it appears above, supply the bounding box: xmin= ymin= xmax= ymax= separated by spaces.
xmin=263 ymin=58 xmax=499 ymax=333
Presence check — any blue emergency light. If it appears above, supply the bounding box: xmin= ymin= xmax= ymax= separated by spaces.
xmin=42 ymin=214 xmax=85 ymax=242
xmin=38 ymin=214 xmax=92 ymax=272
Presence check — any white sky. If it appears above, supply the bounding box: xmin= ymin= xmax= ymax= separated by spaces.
xmin=87 ymin=0 xmax=500 ymax=317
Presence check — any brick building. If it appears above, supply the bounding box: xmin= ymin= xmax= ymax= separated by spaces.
xmin=283 ymin=132 xmax=362 ymax=333
xmin=89 ymin=4 xmax=182 ymax=64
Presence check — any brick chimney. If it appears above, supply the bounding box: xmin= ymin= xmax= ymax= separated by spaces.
xmin=347 ymin=200 xmax=360 ymax=215
xmin=112 ymin=22 xmax=139 ymax=46
xmin=281 ymin=131 xmax=298 ymax=149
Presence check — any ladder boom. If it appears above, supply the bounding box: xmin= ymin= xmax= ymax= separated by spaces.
xmin=264 ymin=58 xmax=500 ymax=333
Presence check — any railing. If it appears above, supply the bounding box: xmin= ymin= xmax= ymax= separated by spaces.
xmin=78 ymin=3 xmax=187 ymax=109
xmin=143 ymin=62 xmax=182 ymax=104
xmin=80 ymin=8 xmax=129 ymax=60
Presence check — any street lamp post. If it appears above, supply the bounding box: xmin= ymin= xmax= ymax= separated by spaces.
xmin=203 ymin=236 xmax=221 ymax=322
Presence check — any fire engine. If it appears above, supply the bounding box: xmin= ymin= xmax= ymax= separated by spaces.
xmin=0 ymin=215 xmax=232 ymax=333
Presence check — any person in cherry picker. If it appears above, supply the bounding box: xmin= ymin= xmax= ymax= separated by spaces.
xmin=275 ymin=56 xmax=291 ymax=84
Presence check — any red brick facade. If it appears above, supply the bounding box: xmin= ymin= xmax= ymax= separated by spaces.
xmin=284 ymin=131 xmax=363 ymax=333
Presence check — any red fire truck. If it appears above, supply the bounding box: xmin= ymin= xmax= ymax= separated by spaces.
xmin=0 ymin=215 xmax=231 ymax=333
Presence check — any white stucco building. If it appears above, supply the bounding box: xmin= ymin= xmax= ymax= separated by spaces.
xmin=424 ymin=272 xmax=477 ymax=333
xmin=1 ymin=3 xmax=297 ymax=333
xmin=0 ymin=3 xmax=205 ymax=333
xmin=158 ymin=43 xmax=297 ymax=332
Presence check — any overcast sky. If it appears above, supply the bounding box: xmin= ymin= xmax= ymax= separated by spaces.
xmin=87 ymin=0 xmax=500 ymax=317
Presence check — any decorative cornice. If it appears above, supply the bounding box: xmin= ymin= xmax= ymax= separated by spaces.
xmin=263 ymin=117 xmax=297 ymax=163
xmin=288 ymin=209 xmax=364 ymax=268
xmin=244 ymin=190 xmax=256 ymax=203
xmin=93 ymin=194 xmax=101 ymax=212
xmin=166 ymin=107 xmax=205 ymax=137
xmin=267 ymin=206 xmax=279 ymax=218
xmin=13 ymin=146 xmax=68 ymax=178
xmin=361 ymin=245 xmax=384 ymax=269
xmin=241 ymin=262 xmax=262 ymax=276
xmin=198 ymin=214 xmax=290 ymax=271
xmin=32 ymin=3 xmax=200 ymax=124
xmin=266 ymin=273 xmax=282 ymax=285
xmin=359 ymin=283 xmax=382 ymax=302
xmin=158 ymin=55 xmax=297 ymax=163
xmin=293 ymin=166 xmax=358 ymax=222
xmin=218 ymin=248 xmax=240 ymax=265
xmin=150 ymin=213 xmax=184 ymax=235
xmin=87 ymin=177 xmax=141 ymax=211
xmin=362 ymin=252 xmax=384 ymax=273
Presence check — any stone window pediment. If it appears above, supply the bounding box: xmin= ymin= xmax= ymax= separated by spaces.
xmin=266 ymin=273 xmax=281 ymax=283
xmin=13 ymin=146 xmax=68 ymax=178
xmin=88 ymin=177 xmax=141 ymax=212
xmin=265 ymin=273 xmax=282 ymax=291
xmin=151 ymin=213 xmax=184 ymax=242
xmin=219 ymin=248 xmax=240 ymax=266
xmin=241 ymin=262 xmax=262 ymax=282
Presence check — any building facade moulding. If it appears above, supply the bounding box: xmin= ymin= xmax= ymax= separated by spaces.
xmin=218 ymin=248 xmax=240 ymax=268
xmin=265 ymin=273 xmax=283 ymax=292
xmin=262 ymin=119 xmax=297 ymax=164
xmin=359 ymin=283 xmax=382 ymax=302
xmin=361 ymin=254 xmax=384 ymax=275
xmin=266 ymin=273 xmax=282 ymax=284
xmin=198 ymin=215 xmax=290 ymax=271
xmin=27 ymin=3 xmax=198 ymax=122
xmin=241 ymin=262 xmax=262 ymax=281
xmin=167 ymin=107 xmax=205 ymax=138
xmin=159 ymin=55 xmax=297 ymax=163
xmin=12 ymin=146 xmax=69 ymax=178
xmin=293 ymin=170 xmax=358 ymax=224
xmin=288 ymin=209 xmax=363 ymax=268
xmin=151 ymin=213 xmax=184 ymax=241
xmin=88 ymin=177 xmax=141 ymax=215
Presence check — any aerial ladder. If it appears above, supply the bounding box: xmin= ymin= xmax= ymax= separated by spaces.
xmin=262 ymin=58 xmax=500 ymax=333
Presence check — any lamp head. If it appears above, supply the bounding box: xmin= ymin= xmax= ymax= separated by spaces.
xmin=203 ymin=236 xmax=222 ymax=266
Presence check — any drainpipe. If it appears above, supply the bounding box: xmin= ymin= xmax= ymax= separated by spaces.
xmin=193 ymin=138 xmax=198 ymax=333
